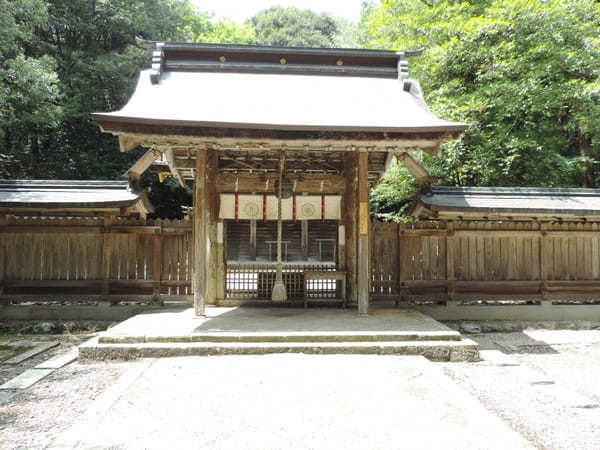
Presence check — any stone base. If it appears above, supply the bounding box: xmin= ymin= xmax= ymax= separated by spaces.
xmin=80 ymin=337 xmax=479 ymax=362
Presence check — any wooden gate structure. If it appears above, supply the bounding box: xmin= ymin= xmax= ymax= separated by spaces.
xmin=4 ymin=45 xmax=600 ymax=313
xmin=91 ymin=42 xmax=466 ymax=316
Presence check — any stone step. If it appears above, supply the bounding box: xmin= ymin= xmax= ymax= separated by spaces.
xmin=99 ymin=330 xmax=461 ymax=344
xmin=81 ymin=337 xmax=479 ymax=362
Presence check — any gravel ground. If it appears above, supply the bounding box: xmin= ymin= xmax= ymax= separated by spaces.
xmin=441 ymin=330 xmax=600 ymax=450
xmin=2 ymin=329 xmax=600 ymax=449
xmin=0 ymin=335 xmax=89 ymax=385
xmin=0 ymin=333 xmax=135 ymax=450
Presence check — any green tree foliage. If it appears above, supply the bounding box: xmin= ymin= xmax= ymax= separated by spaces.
xmin=184 ymin=11 xmax=256 ymax=44
xmin=363 ymin=0 xmax=600 ymax=193
xmin=364 ymin=0 xmax=600 ymax=222
xmin=0 ymin=0 xmax=195 ymax=180
xmin=370 ymin=160 xmax=419 ymax=222
xmin=250 ymin=6 xmax=338 ymax=47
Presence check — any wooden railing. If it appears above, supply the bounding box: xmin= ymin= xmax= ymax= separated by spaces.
xmin=0 ymin=216 xmax=192 ymax=303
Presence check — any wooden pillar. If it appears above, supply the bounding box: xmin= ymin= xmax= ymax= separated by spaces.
xmin=301 ymin=220 xmax=309 ymax=260
xmin=216 ymin=220 xmax=226 ymax=300
xmin=357 ymin=150 xmax=369 ymax=315
xmin=540 ymin=222 xmax=549 ymax=300
xmin=206 ymin=151 xmax=218 ymax=304
xmin=446 ymin=221 xmax=455 ymax=301
xmin=249 ymin=220 xmax=257 ymax=260
xmin=101 ymin=216 xmax=113 ymax=299
xmin=338 ymin=224 xmax=345 ymax=270
xmin=193 ymin=149 xmax=207 ymax=316
xmin=152 ymin=234 xmax=163 ymax=303
xmin=344 ymin=152 xmax=358 ymax=304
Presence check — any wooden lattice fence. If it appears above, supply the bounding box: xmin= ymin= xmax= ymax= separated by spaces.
xmin=371 ymin=220 xmax=600 ymax=304
xmin=0 ymin=216 xmax=192 ymax=303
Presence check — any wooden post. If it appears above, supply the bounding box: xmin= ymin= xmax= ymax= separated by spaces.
xmin=357 ymin=150 xmax=369 ymax=315
xmin=101 ymin=216 xmax=113 ymax=300
xmin=272 ymin=151 xmax=287 ymax=301
xmin=338 ymin=224 xmax=345 ymax=270
xmin=193 ymin=149 xmax=207 ymax=316
xmin=250 ymin=220 xmax=257 ymax=260
xmin=344 ymin=152 xmax=358 ymax=305
xmin=540 ymin=222 xmax=549 ymax=300
xmin=216 ymin=220 xmax=226 ymax=300
xmin=301 ymin=220 xmax=309 ymax=260
xmin=206 ymin=151 xmax=218 ymax=304
xmin=446 ymin=221 xmax=455 ymax=302
xmin=152 ymin=234 xmax=163 ymax=303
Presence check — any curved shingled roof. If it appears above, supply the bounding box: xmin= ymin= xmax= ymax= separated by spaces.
xmin=92 ymin=43 xmax=466 ymax=137
xmin=412 ymin=186 xmax=600 ymax=219
xmin=0 ymin=180 xmax=152 ymax=214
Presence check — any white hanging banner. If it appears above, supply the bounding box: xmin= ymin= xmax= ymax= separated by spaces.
xmin=324 ymin=195 xmax=342 ymax=220
xmin=295 ymin=196 xmax=322 ymax=220
xmin=219 ymin=194 xmax=263 ymax=220
xmin=219 ymin=194 xmax=341 ymax=220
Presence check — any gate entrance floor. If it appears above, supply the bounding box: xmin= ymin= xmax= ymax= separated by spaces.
xmin=80 ymin=307 xmax=479 ymax=361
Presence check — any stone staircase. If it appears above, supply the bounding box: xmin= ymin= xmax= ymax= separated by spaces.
xmin=80 ymin=327 xmax=479 ymax=362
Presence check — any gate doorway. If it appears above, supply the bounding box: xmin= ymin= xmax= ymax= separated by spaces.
xmin=225 ymin=219 xmax=339 ymax=299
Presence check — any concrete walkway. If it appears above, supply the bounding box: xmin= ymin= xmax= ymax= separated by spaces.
xmin=50 ymin=355 xmax=532 ymax=450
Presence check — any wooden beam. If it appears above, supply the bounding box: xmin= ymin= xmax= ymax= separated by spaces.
xmin=193 ymin=149 xmax=207 ymax=316
xmin=164 ymin=148 xmax=184 ymax=186
xmin=125 ymin=148 xmax=162 ymax=179
xmin=215 ymin=172 xmax=346 ymax=194
xmin=357 ymin=150 xmax=369 ymax=315
xmin=119 ymin=135 xmax=144 ymax=152
xmin=395 ymin=152 xmax=432 ymax=184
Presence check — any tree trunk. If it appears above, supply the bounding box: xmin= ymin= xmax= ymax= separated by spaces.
xmin=580 ymin=128 xmax=594 ymax=188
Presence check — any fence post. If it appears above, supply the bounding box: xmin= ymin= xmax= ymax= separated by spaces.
xmin=153 ymin=232 xmax=163 ymax=303
xmin=446 ymin=221 xmax=455 ymax=302
xmin=101 ymin=217 xmax=113 ymax=301
xmin=540 ymin=222 xmax=549 ymax=301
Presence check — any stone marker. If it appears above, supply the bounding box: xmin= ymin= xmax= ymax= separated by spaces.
xmin=3 ymin=341 xmax=59 ymax=365
xmin=0 ymin=369 xmax=53 ymax=390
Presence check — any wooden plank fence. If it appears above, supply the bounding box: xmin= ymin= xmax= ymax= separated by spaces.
xmin=3 ymin=216 xmax=600 ymax=305
xmin=372 ymin=220 xmax=600 ymax=304
xmin=0 ymin=216 xmax=193 ymax=303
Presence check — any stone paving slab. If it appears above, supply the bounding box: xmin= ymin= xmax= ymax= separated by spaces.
xmin=50 ymin=355 xmax=532 ymax=450
xmin=3 ymin=341 xmax=59 ymax=365
xmin=0 ymin=391 xmax=16 ymax=405
xmin=35 ymin=350 xmax=78 ymax=370
xmin=0 ymin=368 xmax=54 ymax=390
